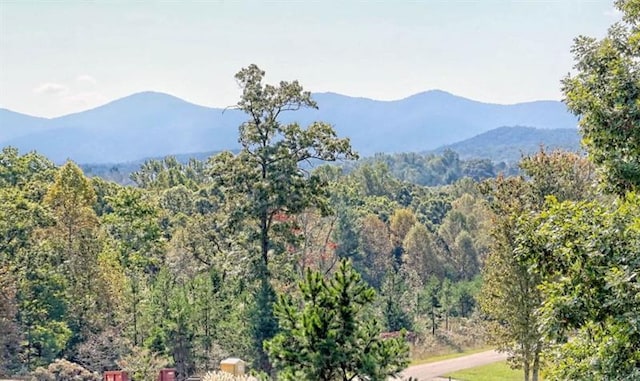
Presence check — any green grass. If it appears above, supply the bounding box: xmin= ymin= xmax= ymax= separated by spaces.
xmin=410 ymin=346 xmax=494 ymax=366
xmin=443 ymin=361 xmax=523 ymax=381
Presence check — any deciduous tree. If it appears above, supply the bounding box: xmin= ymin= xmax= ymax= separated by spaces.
xmin=209 ymin=64 xmax=356 ymax=371
xmin=562 ymin=0 xmax=640 ymax=194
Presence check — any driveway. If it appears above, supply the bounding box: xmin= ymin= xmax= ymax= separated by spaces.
xmin=396 ymin=349 xmax=508 ymax=380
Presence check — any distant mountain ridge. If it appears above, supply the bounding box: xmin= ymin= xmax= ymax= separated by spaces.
xmin=0 ymin=90 xmax=578 ymax=163
xmin=431 ymin=126 xmax=582 ymax=163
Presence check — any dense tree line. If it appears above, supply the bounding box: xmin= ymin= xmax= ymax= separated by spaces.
xmin=0 ymin=67 xmax=491 ymax=380
xmin=83 ymin=149 xmax=518 ymax=188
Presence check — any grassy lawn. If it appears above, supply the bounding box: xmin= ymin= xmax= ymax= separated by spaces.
xmin=410 ymin=346 xmax=494 ymax=366
xmin=444 ymin=361 xmax=523 ymax=381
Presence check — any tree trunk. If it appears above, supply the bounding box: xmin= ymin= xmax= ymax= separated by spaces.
xmin=532 ymin=349 xmax=540 ymax=381
xmin=523 ymin=360 xmax=530 ymax=381
xmin=431 ymin=306 xmax=436 ymax=336
xmin=445 ymin=312 xmax=449 ymax=331
xmin=132 ymin=277 xmax=138 ymax=346
xmin=173 ymin=327 xmax=193 ymax=381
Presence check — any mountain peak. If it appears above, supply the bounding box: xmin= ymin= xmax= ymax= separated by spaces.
xmin=106 ymin=91 xmax=190 ymax=107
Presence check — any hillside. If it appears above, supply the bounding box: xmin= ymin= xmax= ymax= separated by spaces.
xmin=0 ymin=91 xmax=578 ymax=163
xmin=81 ymin=126 xmax=580 ymax=186
xmin=431 ymin=126 xmax=582 ymax=162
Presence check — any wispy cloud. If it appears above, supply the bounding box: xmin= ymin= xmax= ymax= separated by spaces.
xmin=33 ymin=82 xmax=68 ymax=96
xmin=76 ymin=74 xmax=97 ymax=85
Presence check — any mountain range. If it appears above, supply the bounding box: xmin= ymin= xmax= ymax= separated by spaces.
xmin=0 ymin=90 xmax=579 ymax=164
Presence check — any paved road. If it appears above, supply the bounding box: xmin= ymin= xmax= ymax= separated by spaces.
xmin=396 ymin=350 xmax=508 ymax=380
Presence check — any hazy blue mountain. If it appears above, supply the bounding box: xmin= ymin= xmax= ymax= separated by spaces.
xmin=0 ymin=90 xmax=578 ymax=163
xmin=0 ymin=109 xmax=50 ymax=141
xmin=431 ymin=126 xmax=582 ymax=163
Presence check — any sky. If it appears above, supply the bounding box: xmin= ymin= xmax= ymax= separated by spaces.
xmin=0 ymin=1 xmax=621 ymax=118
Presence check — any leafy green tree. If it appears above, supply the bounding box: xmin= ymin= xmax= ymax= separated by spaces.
xmin=265 ymin=259 xmax=409 ymax=381
xmin=357 ymin=214 xmax=393 ymax=288
xmin=480 ymin=148 xmax=600 ymax=381
xmin=389 ymin=208 xmax=417 ymax=266
xmin=210 ymin=64 xmax=356 ymax=370
xmin=412 ymin=190 xmax=452 ymax=228
xmin=131 ymin=156 xmax=207 ymax=191
xmin=518 ymin=195 xmax=640 ymax=380
xmin=562 ymin=0 xmax=640 ymax=194
xmin=402 ymin=223 xmax=444 ymax=283
xmin=144 ymin=268 xmax=195 ymax=381
xmin=18 ymin=260 xmax=73 ymax=368
xmin=225 ymin=63 xmax=357 ymax=272
xmin=519 ymin=149 xmax=597 ymax=202
xmin=351 ymin=161 xmax=400 ymax=198
xmin=0 ymin=147 xmax=56 ymax=191
xmin=479 ymin=176 xmax=544 ymax=381
xmin=102 ymin=187 xmax=164 ymax=346
xmin=0 ymin=187 xmax=49 ymax=268
xmin=43 ymin=162 xmax=102 ymax=345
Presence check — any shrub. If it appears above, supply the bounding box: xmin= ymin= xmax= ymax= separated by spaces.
xmin=31 ymin=359 xmax=101 ymax=381
xmin=116 ymin=347 xmax=169 ymax=381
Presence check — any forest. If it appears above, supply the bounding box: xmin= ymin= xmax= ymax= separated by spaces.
xmin=1 ymin=2 xmax=639 ymax=381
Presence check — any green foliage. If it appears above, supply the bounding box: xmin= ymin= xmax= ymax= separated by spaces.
xmin=562 ymin=0 xmax=640 ymax=194
xmin=1 ymin=71 xmax=504 ymax=379
xmin=19 ymin=262 xmax=73 ymax=367
xmin=104 ymin=186 xmax=164 ymax=273
xmin=346 ymin=149 xmax=507 ymax=188
xmin=519 ymin=149 xmax=597 ymax=202
xmin=518 ymin=195 xmax=640 ymax=380
xmin=379 ymin=271 xmax=414 ymax=332
xmin=479 ymin=175 xmax=544 ymax=381
xmin=480 ymin=148 xmax=620 ymax=381
xmin=0 ymin=147 xmax=56 ymax=190
xmin=403 ymin=223 xmax=444 ymax=283
xmin=265 ymin=259 xmax=409 ymax=381
xmin=43 ymin=162 xmax=103 ymax=347
xmin=0 ymin=266 xmax=21 ymax=376
xmin=212 ymin=64 xmax=356 ymax=371
xmin=356 ymin=214 xmax=394 ymax=288
xmin=131 ymin=156 xmax=207 ymax=191
xmin=450 ymin=276 xmax=481 ymax=318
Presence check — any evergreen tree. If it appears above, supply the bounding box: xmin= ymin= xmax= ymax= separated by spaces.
xmin=265 ymin=259 xmax=409 ymax=381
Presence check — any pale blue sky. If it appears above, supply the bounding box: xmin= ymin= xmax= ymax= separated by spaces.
xmin=0 ymin=1 xmax=619 ymax=118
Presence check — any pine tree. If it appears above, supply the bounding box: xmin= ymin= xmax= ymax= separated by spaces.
xmin=265 ymin=259 xmax=409 ymax=381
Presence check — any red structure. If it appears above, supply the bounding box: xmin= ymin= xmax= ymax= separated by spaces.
xmin=157 ymin=368 xmax=176 ymax=381
xmin=104 ymin=371 xmax=129 ymax=381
